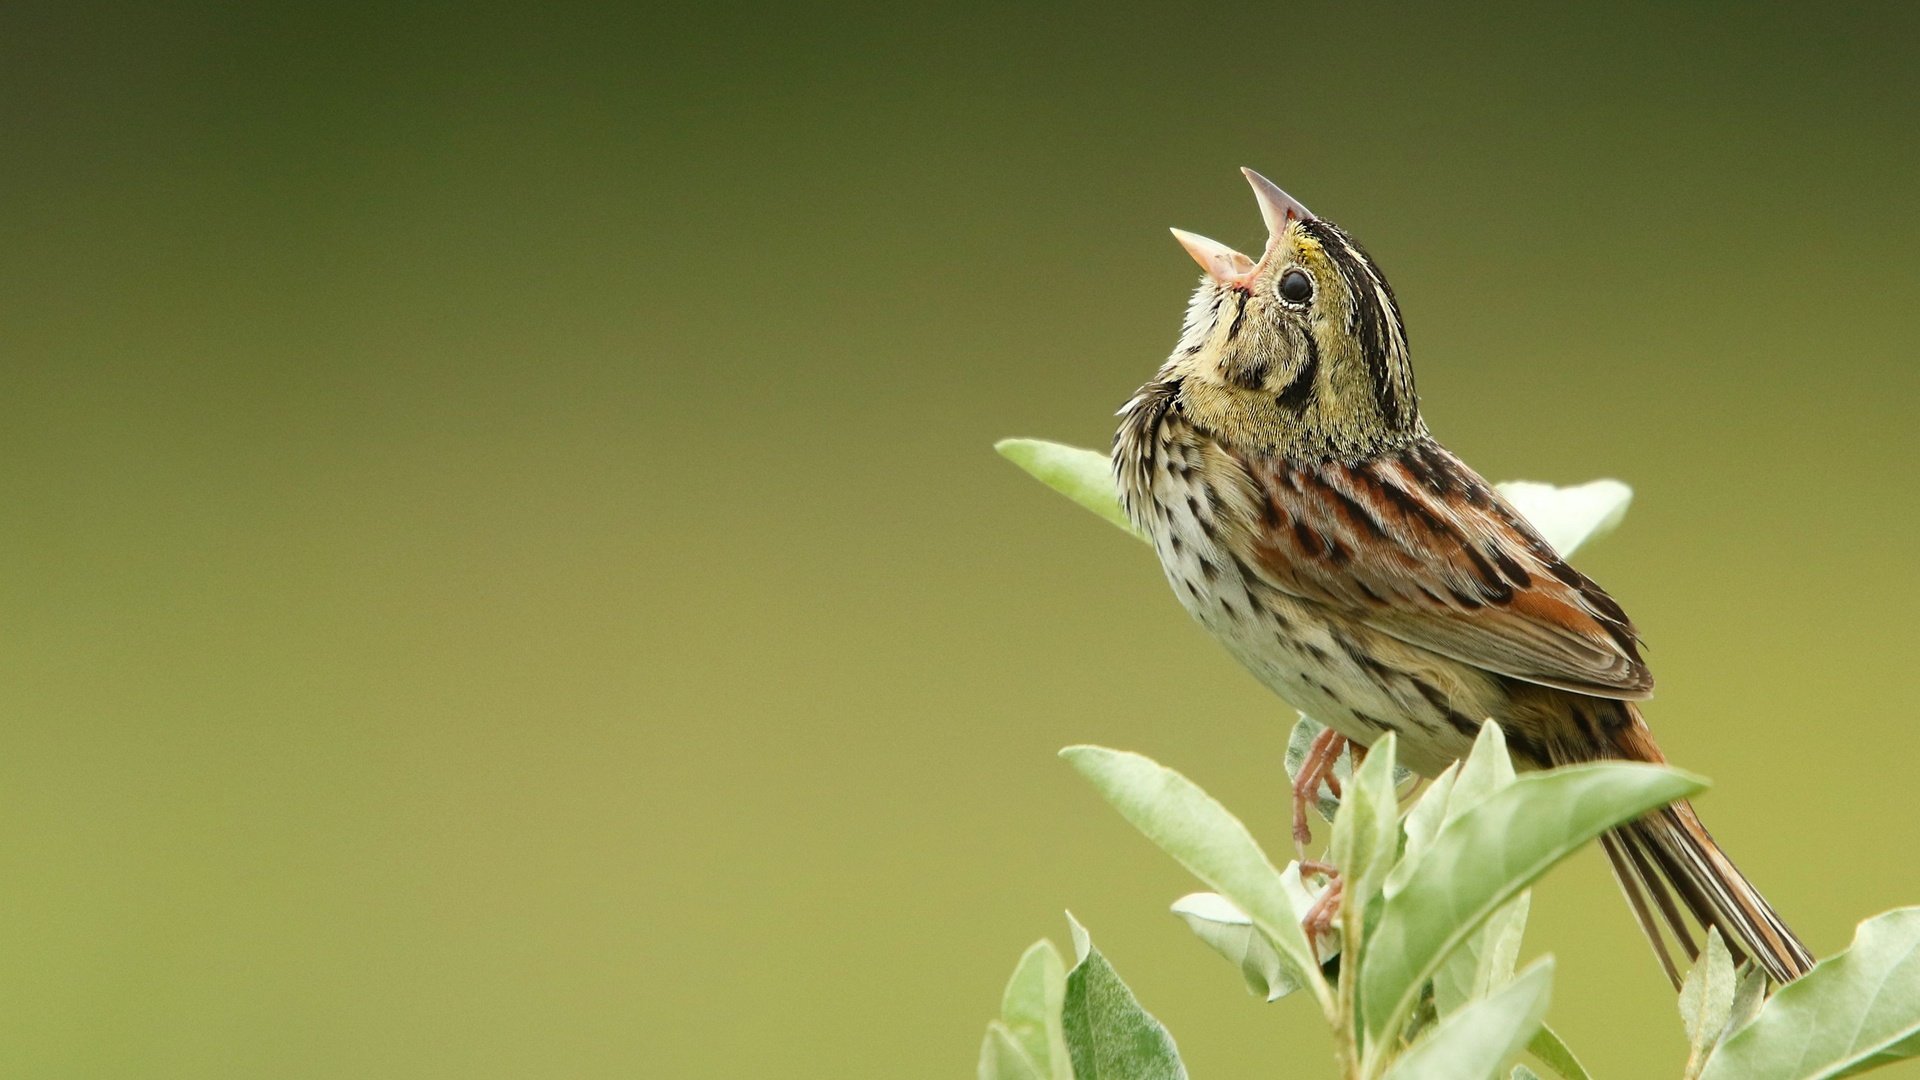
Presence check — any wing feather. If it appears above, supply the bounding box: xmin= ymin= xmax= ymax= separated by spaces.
xmin=1229 ymin=439 xmax=1652 ymax=699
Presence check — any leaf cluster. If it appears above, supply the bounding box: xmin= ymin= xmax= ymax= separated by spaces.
xmin=981 ymin=438 xmax=1920 ymax=1079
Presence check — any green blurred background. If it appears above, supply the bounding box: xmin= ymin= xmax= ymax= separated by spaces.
xmin=2 ymin=2 xmax=1916 ymax=1076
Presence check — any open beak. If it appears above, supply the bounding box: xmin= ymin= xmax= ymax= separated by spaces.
xmin=1171 ymin=168 xmax=1315 ymax=288
xmin=1170 ymin=228 xmax=1253 ymax=286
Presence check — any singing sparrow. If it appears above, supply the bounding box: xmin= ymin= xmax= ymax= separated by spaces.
xmin=1112 ymin=168 xmax=1812 ymax=985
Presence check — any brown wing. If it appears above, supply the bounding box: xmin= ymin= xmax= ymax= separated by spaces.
xmin=1227 ymin=438 xmax=1652 ymax=699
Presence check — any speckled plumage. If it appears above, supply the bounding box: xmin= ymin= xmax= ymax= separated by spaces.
xmin=1112 ymin=170 xmax=1811 ymax=985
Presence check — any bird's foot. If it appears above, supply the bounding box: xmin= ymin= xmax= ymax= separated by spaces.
xmin=1301 ymin=872 xmax=1345 ymax=944
xmin=1292 ymin=727 xmax=1349 ymax=853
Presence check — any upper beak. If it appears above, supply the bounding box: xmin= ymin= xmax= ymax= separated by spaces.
xmin=1241 ymin=167 xmax=1314 ymax=239
xmin=1171 ymin=168 xmax=1316 ymax=288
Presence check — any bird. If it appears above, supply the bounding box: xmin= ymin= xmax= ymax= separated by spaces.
xmin=1111 ymin=167 xmax=1813 ymax=987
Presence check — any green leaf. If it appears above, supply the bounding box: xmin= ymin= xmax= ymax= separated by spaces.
xmin=1395 ymin=725 xmax=1533 ymax=1020
xmin=1446 ymin=722 xmax=1520 ymax=815
xmin=1387 ymin=723 xmax=1516 ymax=898
xmin=1000 ymin=940 xmax=1071 ymax=1080
xmin=1494 ymin=479 xmax=1631 ymax=557
xmin=1394 ymin=724 xmax=1534 ymax=1021
xmin=1171 ymin=870 xmax=1332 ymax=1003
xmin=1171 ymin=891 xmax=1297 ymax=1002
xmin=1360 ymin=761 xmax=1706 ymax=1043
xmin=1680 ymin=928 xmax=1738 ymax=1079
xmin=1060 ymin=918 xmax=1188 ymax=1080
xmin=1395 ymin=762 xmax=1460 ymax=885
xmin=1836 ymin=1033 xmax=1920 ymax=1080
xmin=1330 ymin=732 xmax=1401 ymax=919
xmin=980 ymin=1021 xmax=1046 ymax=1080
xmin=1719 ymin=964 xmax=1770 ymax=1049
xmin=1062 ymin=745 xmax=1330 ymax=1012
xmin=995 ymin=439 xmax=1140 ymax=538
xmin=1526 ymin=1023 xmax=1595 ymax=1080
xmin=1381 ymin=959 xmax=1554 ymax=1080
xmin=1435 ymin=891 xmax=1533 ymax=1017
xmin=1701 ymin=907 xmax=1920 ymax=1080
xmin=1513 ymin=1068 xmax=1542 ymax=1080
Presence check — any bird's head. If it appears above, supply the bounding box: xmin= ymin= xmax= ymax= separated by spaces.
xmin=1162 ymin=169 xmax=1421 ymax=460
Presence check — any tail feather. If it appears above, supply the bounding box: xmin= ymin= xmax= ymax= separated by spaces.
xmin=1613 ymin=804 xmax=1814 ymax=985
xmin=1551 ymin=702 xmax=1814 ymax=986
xmin=1599 ymin=831 xmax=1688 ymax=987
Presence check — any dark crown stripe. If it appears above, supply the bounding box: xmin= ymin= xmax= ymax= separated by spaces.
xmin=1303 ymin=220 xmax=1415 ymax=429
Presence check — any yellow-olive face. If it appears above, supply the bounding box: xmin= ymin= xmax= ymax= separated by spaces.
xmin=1174 ymin=218 xmax=1420 ymax=459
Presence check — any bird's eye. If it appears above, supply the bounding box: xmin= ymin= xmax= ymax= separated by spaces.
xmin=1277 ymin=269 xmax=1313 ymax=305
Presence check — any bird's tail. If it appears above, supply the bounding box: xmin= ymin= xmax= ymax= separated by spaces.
xmin=1600 ymin=801 xmax=1813 ymax=986
xmin=1562 ymin=708 xmax=1814 ymax=987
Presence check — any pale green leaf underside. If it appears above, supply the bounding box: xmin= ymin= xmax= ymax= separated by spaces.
xmin=1330 ymin=731 xmax=1403 ymax=920
xmin=1170 ymin=892 xmax=1299 ymax=1002
xmin=995 ymin=439 xmax=1139 ymax=537
xmin=1391 ymin=723 xmax=1515 ymax=900
xmin=1062 ymin=746 xmax=1327 ymax=1009
xmin=1435 ymin=891 xmax=1532 ymax=1018
xmin=1702 ymin=907 xmax=1920 ymax=1080
xmin=1001 ymin=940 xmax=1072 ymax=1080
xmin=1382 ymin=959 xmax=1554 ymax=1080
xmin=1496 ymin=479 xmax=1632 ymax=557
xmin=1362 ymin=762 xmax=1706 ymax=1042
xmin=1420 ymin=726 xmax=1530 ymax=1018
xmin=980 ymin=1021 xmax=1046 ymax=1080
xmin=1393 ymin=761 xmax=1461 ymax=893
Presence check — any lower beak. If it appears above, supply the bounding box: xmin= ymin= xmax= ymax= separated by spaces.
xmin=1170 ymin=228 xmax=1255 ymax=287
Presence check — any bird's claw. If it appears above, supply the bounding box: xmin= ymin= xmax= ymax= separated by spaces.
xmin=1301 ymin=873 xmax=1344 ymax=944
xmin=1292 ymin=728 xmax=1349 ymax=853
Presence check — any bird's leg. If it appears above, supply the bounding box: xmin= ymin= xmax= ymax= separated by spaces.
xmin=1293 ymin=729 xmax=1352 ymax=943
xmin=1290 ymin=726 xmax=1351 ymax=937
xmin=1292 ymin=727 xmax=1349 ymax=852
xmin=1301 ymin=875 xmax=1345 ymax=945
